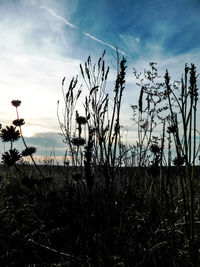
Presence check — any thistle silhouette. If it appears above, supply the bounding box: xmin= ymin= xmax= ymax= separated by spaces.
xmin=10 ymin=100 xmax=44 ymax=178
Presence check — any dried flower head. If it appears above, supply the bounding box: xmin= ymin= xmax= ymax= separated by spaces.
xmin=167 ymin=124 xmax=177 ymax=134
xmin=138 ymin=86 xmax=144 ymax=113
xmin=173 ymin=156 xmax=185 ymax=166
xmin=150 ymin=144 xmax=160 ymax=154
xmin=76 ymin=116 xmax=87 ymax=125
xmin=2 ymin=149 xmax=21 ymax=166
xmin=76 ymin=111 xmax=87 ymax=125
xmin=22 ymin=147 xmax=37 ymax=157
xmin=0 ymin=126 xmax=21 ymax=142
xmin=13 ymin=119 xmax=25 ymax=127
xmin=11 ymin=100 xmax=21 ymax=107
xmin=64 ymin=160 xmax=70 ymax=166
xmin=140 ymin=121 xmax=148 ymax=130
xmin=71 ymin=137 xmax=86 ymax=146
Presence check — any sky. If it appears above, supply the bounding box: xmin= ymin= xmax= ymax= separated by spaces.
xmin=1 ymin=0 xmax=200 ymax=164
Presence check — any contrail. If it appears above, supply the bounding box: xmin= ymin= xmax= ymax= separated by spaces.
xmin=83 ymin=32 xmax=126 ymax=55
xmin=41 ymin=5 xmax=126 ymax=56
xmin=41 ymin=5 xmax=78 ymax=29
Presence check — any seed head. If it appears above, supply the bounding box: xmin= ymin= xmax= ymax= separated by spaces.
xmin=138 ymin=87 xmax=144 ymax=113
xmin=2 ymin=149 xmax=21 ymax=166
xmin=173 ymin=156 xmax=185 ymax=166
xmin=150 ymin=144 xmax=160 ymax=154
xmin=13 ymin=119 xmax=25 ymax=127
xmin=22 ymin=147 xmax=37 ymax=157
xmin=167 ymin=124 xmax=177 ymax=134
xmin=64 ymin=160 xmax=70 ymax=166
xmin=11 ymin=100 xmax=21 ymax=107
xmin=76 ymin=116 xmax=87 ymax=125
xmin=0 ymin=126 xmax=21 ymax=142
xmin=71 ymin=137 xmax=86 ymax=146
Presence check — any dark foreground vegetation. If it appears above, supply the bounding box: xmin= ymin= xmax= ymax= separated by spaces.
xmin=1 ymin=52 xmax=200 ymax=266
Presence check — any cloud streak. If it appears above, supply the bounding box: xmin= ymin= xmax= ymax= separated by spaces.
xmin=41 ymin=5 xmax=126 ymax=56
xmin=83 ymin=31 xmax=126 ymax=56
xmin=41 ymin=5 xmax=78 ymax=29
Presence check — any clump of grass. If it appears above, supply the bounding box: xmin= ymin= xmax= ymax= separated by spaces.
xmin=58 ymin=51 xmax=128 ymax=191
xmin=164 ymin=64 xmax=200 ymax=261
xmin=132 ymin=61 xmax=200 ymax=264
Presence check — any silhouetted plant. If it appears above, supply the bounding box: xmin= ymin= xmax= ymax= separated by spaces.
xmin=132 ymin=62 xmax=168 ymax=167
xmin=57 ymin=76 xmax=82 ymax=167
xmin=164 ymin=64 xmax=200 ymax=260
xmin=1 ymin=53 xmax=200 ymax=266
xmin=2 ymin=148 xmax=21 ymax=166
xmin=0 ymin=126 xmax=20 ymax=143
xmin=0 ymin=100 xmax=44 ymax=179
xmin=58 ymin=51 xmax=128 ymax=179
xmin=13 ymin=118 xmax=25 ymax=127
xmin=173 ymin=155 xmax=185 ymax=166
xmin=11 ymin=100 xmax=44 ymax=178
xmin=22 ymin=146 xmax=37 ymax=157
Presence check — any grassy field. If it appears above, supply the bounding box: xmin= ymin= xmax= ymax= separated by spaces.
xmin=0 ymin=164 xmax=200 ymax=266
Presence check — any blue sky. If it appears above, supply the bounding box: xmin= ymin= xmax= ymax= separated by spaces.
xmin=0 ymin=0 xmax=200 ymax=163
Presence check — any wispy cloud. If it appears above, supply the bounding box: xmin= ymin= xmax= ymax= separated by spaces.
xmin=41 ymin=5 xmax=126 ymax=56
